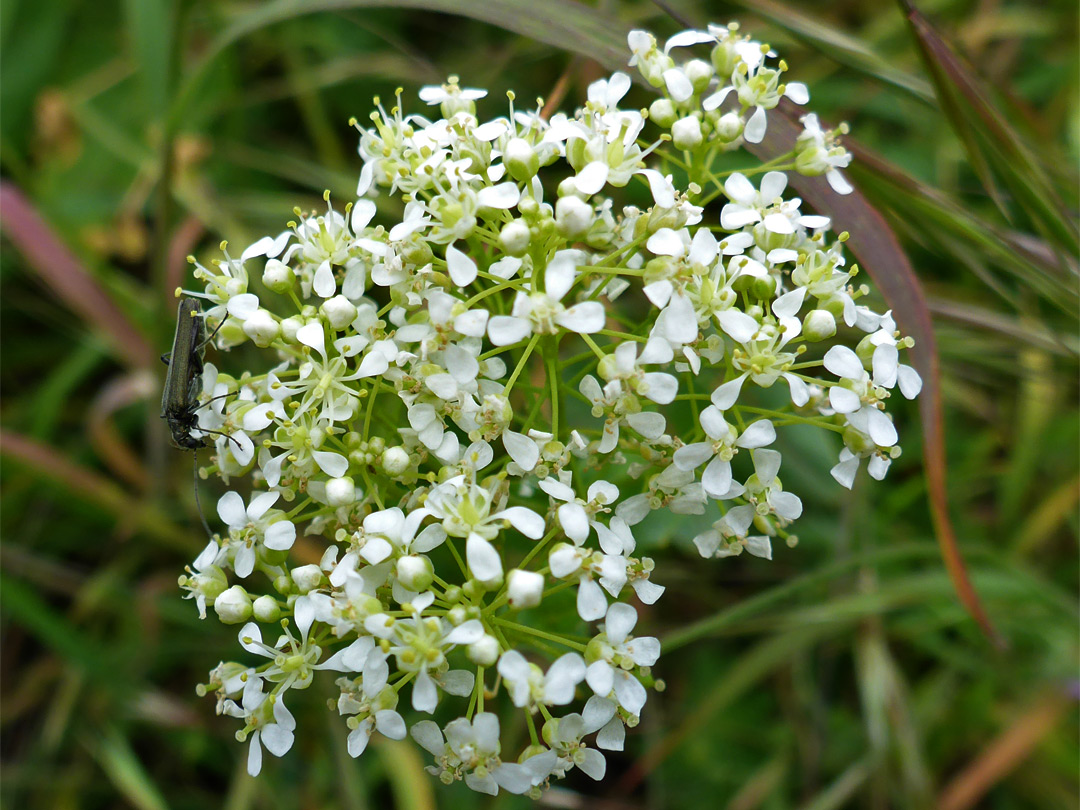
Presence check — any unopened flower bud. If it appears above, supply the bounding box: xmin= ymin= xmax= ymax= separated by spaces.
xmin=684 ymin=59 xmax=714 ymax=92
xmin=507 ymin=568 xmax=544 ymax=609
xmin=499 ymin=220 xmax=531 ymax=257
xmin=648 ymin=98 xmax=677 ymax=128
xmin=505 ymin=137 xmax=540 ymax=183
xmin=291 ymin=564 xmax=324 ymax=594
xmin=396 ymin=555 xmax=434 ymax=592
xmin=252 ymin=594 xmax=281 ymax=622
xmin=325 ymin=476 xmax=356 ymax=507
xmin=263 ymin=259 xmax=294 ymax=292
xmin=714 ymin=111 xmax=743 ymax=143
xmin=213 ymin=586 xmax=252 ymax=624
xmin=321 ymin=295 xmax=357 ymax=330
xmin=671 ymin=116 xmax=704 ymax=150
xmin=381 ymin=446 xmax=410 ymax=476
xmin=555 ymin=195 xmax=595 ymax=238
xmin=467 ymin=634 xmax=500 ymax=666
xmin=803 ymin=309 xmax=836 ymax=341
xmin=242 ymin=309 xmax=280 ymax=348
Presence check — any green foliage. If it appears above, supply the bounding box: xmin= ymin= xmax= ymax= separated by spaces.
xmin=1 ymin=1 xmax=1076 ymax=808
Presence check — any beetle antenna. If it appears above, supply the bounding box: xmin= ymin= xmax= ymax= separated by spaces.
xmin=192 ymin=451 xmax=214 ymax=540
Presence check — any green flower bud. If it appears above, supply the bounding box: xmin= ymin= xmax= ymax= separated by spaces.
xmin=802 ymin=309 xmax=836 ymax=341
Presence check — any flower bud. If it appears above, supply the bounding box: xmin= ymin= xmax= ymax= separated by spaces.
xmin=396 ymin=555 xmax=434 ymax=592
xmin=381 ymin=446 xmax=411 ymax=476
xmin=213 ymin=585 xmax=252 ymax=624
xmin=711 ymin=41 xmax=738 ymax=77
xmin=855 ymin=334 xmax=877 ymax=364
xmin=291 ymin=564 xmax=324 ymax=594
xmin=507 ymin=568 xmax=544 ymax=609
xmin=325 ymin=476 xmax=356 ymax=507
xmin=498 ymin=220 xmax=531 ymax=257
xmin=555 ymin=195 xmax=595 ymax=239
xmin=714 ymin=111 xmax=743 ymax=143
xmin=263 ymin=259 xmax=294 ymax=293
xmin=242 ymin=309 xmax=280 ymax=348
xmin=802 ymin=309 xmax=836 ymax=341
xmin=684 ymin=59 xmax=714 ymax=92
xmin=252 ymin=594 xmax=281 ymax=623
xmin=648 ymin=98 xmax=677 ymax=128
xmin=279 ymin=315 xmax=303 ymax=342
xmin=505 ymin=137 xmax=540 ymax=183
xmin=671 ymin=116 xmax=704 ymax=150
xmin=467 ymin=634 xmax=500 ymax=666
xmin=321 ymin=295 xmax=358 ymax=330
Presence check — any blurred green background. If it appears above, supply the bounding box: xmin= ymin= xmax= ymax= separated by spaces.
xmin=1 ymin=1 xmax=1077 ymax=808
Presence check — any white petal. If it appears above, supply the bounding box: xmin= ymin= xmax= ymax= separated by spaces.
xmin=673 ymin=442 xmax=713 ymax=471
xmin=503 ymin=430 xmax=539 ymax=471
xmin=586 ymin=660 xmax=614 ymax=696
xmin=313 ymin=260 xmax=336 ymax=298
xmin=831 ymin=456 xmax=860 ymax=489
xmin=544 ymin=653 xmax=586 ymax=705
xmin=263 ymin=520 xmax=296 ymax=551
xmin=784 ymin=373 xmax=810 ymax=407
xmin=555 ymin=302 xmax=606 ymax=334
xmin=487 ymin=315 xmax=532 ymax=346
xmin=351 ymin=199 xmax=377 ymax=233
xmin=496 ymin=506 xmax=545 ymax=539
xmin=663 ymin=67 xmax=693 ymax=102
xmin=753 ymin=448 xmax=782 ymax=486
xmin=575 ymin=161 xmax=610 ymax=196
xmin=477 ymin=182 xmax=521 ymax=209
xmin=646 ymin=227 xmax=685 ymax=257
xmin=830 ymin=386 xmax=862 ymax=414
xmin=737 ymin=420 xmax=776 ymax=448
xmin=866 ymin=408 xmax=898 ymax=447
xmin=716 ymin=309 xmax=759 ymax=343
xmin=227 ymin=293 xmax=260 ymax=321
xmin=741 ymin=106 xmax=765 ymax=143
xmin=312 ymin=450 xmax=349 ymax=478
xmin=898 ymin=365 xmax=923 ymax=399
xmin=827 ymin=169 xmax=854 ymax=195
xmin=613 ymin=671 xmax=647 ymax=716
xmin=701 ymin=456 xmax=733 ymax=497
xmin=604 ymin=602 xmax=637 ymax=645
xmin=558 ymin=502 xmax=590 ymax=544
xmin=347 ymin=720 xmax=372 ymax=757
xmin=410 ymin=720 xmax=444 ymax=756
xmin=772 ymin=287 xmax=806 ymax=318
xmin=412 ymin=668 xmax=438 ymax=713
xmin=261 ymin=724 xmax=294 ymax=757
xmin=466 ymin=534 xmax=503 ymax=581
xmin=824 ymin=345 xmax=864 ymax=380
xmin=216 ymin=491 xmax=247 ymax=528
xmin=445 ymin=619 xmax=485 ymax=646
xmin=784 ymin=82 xmax=809 ymax=104
xmin=769 ymin=491 xmax=803 ymax=520
xmin=711 ymin=374 xmax=747 ymax=409
xmin=445 ymin=242 xmax=478 ymax=288
xmin=745 ymin=535 xmax=773 ymax=560
xmin=454 ymin=309 xmax=489 ymax=338
xmin=577 ymin=577 xmax=607 ymax=621
xmin=296 ymin=322 xmax=325 ymax=356
xmin=578 ymin=748 xmax=607 ymax=780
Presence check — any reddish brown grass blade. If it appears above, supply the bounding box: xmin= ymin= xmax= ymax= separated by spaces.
xmin=0 ymin=182 xmax=153 ymax=369
xmin=748 ymin=101 xmax=1002 ymax=646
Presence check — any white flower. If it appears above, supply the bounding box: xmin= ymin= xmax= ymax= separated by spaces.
xmin=498 ymin=651 xmax=586 ymax=710
xmin=584 ymin=603 xmax=659 ymax=717
xmin=673 ymin=407 xmax=775 ymax=497
xmin=411 ymin=712 xmax=553 ymax=795
xmin=487 ymin=250 xmax=605 ymax=345
xmin=217 ymin=491 xmax=296 ymax=578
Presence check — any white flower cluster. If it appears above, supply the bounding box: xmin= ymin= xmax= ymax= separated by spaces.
xmin=178 ymin=22 xmax=920 ymax=796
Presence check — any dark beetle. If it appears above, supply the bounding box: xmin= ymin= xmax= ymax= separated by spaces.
xmin=161 ymin=298 xmax=208 ymax=449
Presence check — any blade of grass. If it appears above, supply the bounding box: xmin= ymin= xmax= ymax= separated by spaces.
xmin=751 ymin=100 xmax=1001 ymax=646
xmin=88 ymin=725 xmax=172 ymax=810
xmin=727 ymin=0 xmax=934 ymax=103
xmin=899 ymin=0 xmax=1079 ymax=254
xmin=0 ymin=182 xmax=154 ymax=368
xmin=938 ymin=691 xmax=1073 ymax=810
xmin=168 ymin=0 xmax=632 ymax=130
